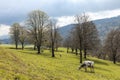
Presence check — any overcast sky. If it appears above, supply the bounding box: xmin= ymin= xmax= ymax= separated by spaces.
xmin=0 ymin=0 xmax=120 ymax=24
xmin=0 ymin=0 xmax=120 ymax=38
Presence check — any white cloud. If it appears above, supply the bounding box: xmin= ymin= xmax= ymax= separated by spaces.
xmin=88 ymin=9 xmax=120 ymax=20
xmin=0 ymin=24 xmax=10 ymax=37
xmin=69 ymin=0 xmax=85 ymax=3
xmin=56 ymin=16 xmax=75 ymax=27
xmin=56 ymin=9 xmax=120 ymax=27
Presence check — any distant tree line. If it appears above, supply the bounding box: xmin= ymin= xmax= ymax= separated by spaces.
xmin=10 ymin=10 xmax=120 ymax=64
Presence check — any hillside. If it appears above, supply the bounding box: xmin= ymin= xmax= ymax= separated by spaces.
xmin=58 ymin=24 xmax=77 ymax=38
xmin=59 ymin=16 xmax=120 ymax=39
xmin=0 ymin=45 xmax=120 ymax=80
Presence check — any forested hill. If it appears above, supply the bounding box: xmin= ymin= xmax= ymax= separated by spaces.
xmin=59 ymin=16 xmax=120 ymax=39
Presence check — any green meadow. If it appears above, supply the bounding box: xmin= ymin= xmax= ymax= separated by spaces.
xmin=0 ymin=44 xmax=120 ymax=80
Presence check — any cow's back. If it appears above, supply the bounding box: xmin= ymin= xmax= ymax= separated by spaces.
xmin=83 ymin=61 xmax=94 ymax=66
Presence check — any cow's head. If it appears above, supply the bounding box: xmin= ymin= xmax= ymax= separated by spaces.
xmin=78 ymin=63 xmax=86 ymax=70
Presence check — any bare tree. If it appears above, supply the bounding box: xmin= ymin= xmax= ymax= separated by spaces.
xmin=19 ymin=26 xmax=27 ymax=50
xmin=54 ymin=31 xmax=62 ymax=51
xmin=10 ymin=23 xmax=20 ymax=49
xmin=75 ymin=13 xmax=100 ymax=60
xmin=63 ymin=36 xmax=71 ymax=53
xmin=75 ymin=15 xmax=83 ymax=63
xmin=49 ymin=19 xmax=58 ymax=57
xmin=104 ymin=28 xmax=120 ymax=64
xmin=27 ymin=10 xmax=49 ymax=54
xmin=68 ymin=28 xmax=79 ymax=54
xmin=27 ymin=29 xmax=37 ymax=50
xmin=74 ymin=13 xmax=100 ymax=63
xmin=82 ymin=21 xmax=100 ymax=59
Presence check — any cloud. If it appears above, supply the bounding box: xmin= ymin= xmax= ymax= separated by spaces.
xmin=88 ymin=9 xmax=120 ymax=20
xmin=0 ymin=24 xmax=10 ymax=37
xmin=56 ymin=16 xmax=75 ymax=27
xmin=56 ymin=9 xmax=120 ymax=27
xmin=0 ymin=0 xmax=120 ymax=25
xmin=0 ymin=0 xmax=120 ymax=16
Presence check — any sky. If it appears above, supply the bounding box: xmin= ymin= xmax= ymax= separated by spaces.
xmin=0 ymin=0 xmax=120 ymax=38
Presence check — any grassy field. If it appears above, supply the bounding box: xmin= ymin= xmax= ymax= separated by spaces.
xmin=0 ymin=44 xmax=120 ymax=80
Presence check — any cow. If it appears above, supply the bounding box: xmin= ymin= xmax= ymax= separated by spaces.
xmin=78 ymin=61 xmax=94 ymax=72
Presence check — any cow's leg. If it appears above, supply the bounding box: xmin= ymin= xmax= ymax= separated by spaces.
xmin=84 ymin=66 xmax=87 ymax=72
xmin=91 ymin=66 xmax=94 ymax=72
xmin=78 ymin=66 xmax=81 ymax=70
xmin=92 ymin=66 xmax=94 ymax=72
xmin=90 ymin=66 xmax=92 ymax=72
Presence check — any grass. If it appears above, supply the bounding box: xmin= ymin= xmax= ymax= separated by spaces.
xmin=0 ymin=44 xmax=120 ymax=80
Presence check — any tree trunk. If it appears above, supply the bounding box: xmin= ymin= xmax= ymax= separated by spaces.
xmin=67 ymin=47 xmax=69 ymax=53
xmin=80 ymin=48 xmax=82 ymax=63
xmin=52 ymin=41 xmax=55 ymax=57
xmin=113 ymin=54 xmax=116 ymax=64
xmin=84 ymin=48 xmax=87 ymax=59
xmin=37 ymin=46 xmax=41 ymax=54
xmin=22 ymin=43 xmax=24 ymax=50
xmin=71 ymin=48 xmax=74 ymax=53
xmin=15 ymin=41 xmax=18 ymax=49
xmin=79 ymin=35 xmax=83 ymax=63
xmin=52 ymin=46 xmax=55 ymax=57
xmin=75 ymin=48 xmax=78 ymax=55
xmin=56 ymin=47 xmax=58 ymax=51
xmin=34 ymin=43 xmax=36 ymax=50
xmin=113 ymin=59 xmax=116 ymax=64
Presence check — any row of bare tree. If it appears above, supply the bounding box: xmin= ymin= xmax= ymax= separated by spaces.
xmin=10 ymin=23 xmax=27 ymax=50
xmin=64 ymin=13 xmax=120 ymax=64
xmin=10 ymin=10 xmax=120 ymax=63
xmin=10 ymin=10 xmax=62 ymax=57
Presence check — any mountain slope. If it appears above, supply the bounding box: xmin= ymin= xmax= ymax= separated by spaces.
xmin=59 ymin=16 xmax=120 ymax=39
xmin=58 ymin=24 xmax=77 ymax=38
xmin=94 ymin=16 xmax=120 ymax=39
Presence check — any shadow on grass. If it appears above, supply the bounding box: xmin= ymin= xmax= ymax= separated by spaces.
xmin=79 ymin=66 xmax=111 ymax=73
xmin=8 ymin=46 xmax=35 ymax=51
xmin=115 ymin=63 xmax=120 ymax=66
xmin=55 ymin=50 xmax=64 ymax=52
xmin=79 ymin=69 xmax=95 ymax=73
xmin=8 ymin=47 xmax=22 ymax=50
xmin=16 ymin=48 xmax=58 ymax=59
xmin=95 ymin=66 xmax=111 ymax=72
xmin=87 ymin=58 xmax=109 ymax=66
xmin=17 ymin=50 xmax=37 ymax=55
